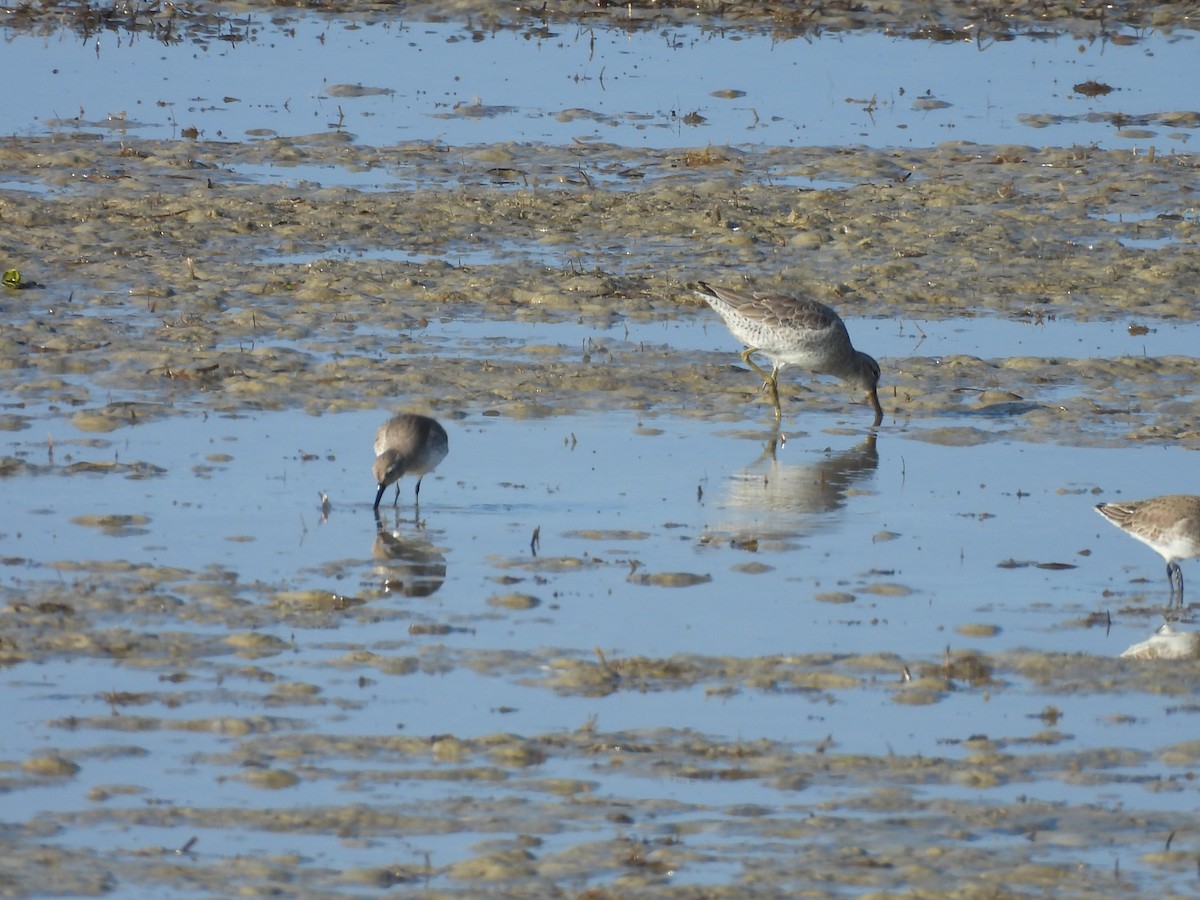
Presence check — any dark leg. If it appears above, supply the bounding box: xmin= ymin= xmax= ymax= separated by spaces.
xmin=1168 ymin=561 xmax=1184 ymax=607
xmin=412 ymin=478 xmax=426 ymax=525
xmin=392 ymin=483 xmax=401 ymax=508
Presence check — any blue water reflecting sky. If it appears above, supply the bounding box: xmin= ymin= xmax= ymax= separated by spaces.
xmin=6 ymin=17 xmax=1195 ymax=148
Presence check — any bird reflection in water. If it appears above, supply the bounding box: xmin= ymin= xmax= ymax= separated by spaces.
xmin=372 ymin=509 xmax=448 ymax=598
xmin=1121 ymin=622 xmax=1200 ymax=660
xmin=718 ymin=432 xmax=879 ymax=534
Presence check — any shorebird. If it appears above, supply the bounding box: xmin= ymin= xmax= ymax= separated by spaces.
xmin=696 ymin=281 xmax=882 ymax=425
xmin=372 ymin=414 xmax=449 ymax=511
xmin=1095 ymin=495 xmax=1200 ymax=606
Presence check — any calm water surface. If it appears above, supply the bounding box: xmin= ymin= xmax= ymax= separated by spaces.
xmin=5 ymin=16 xmax=1196 ymax=149
xmin=4 ymin=400 xmax=1200 ymax=891
xmin=3 ymin=6 xmax=1200 ymax=896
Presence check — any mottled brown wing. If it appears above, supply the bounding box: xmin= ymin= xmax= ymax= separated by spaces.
xmin=1095 ymin=502 xmax=1137 ymax=529
xmin=702 ymin=283 xmax=842 ymax=333
xmin=1135 ymin=497 xmax=1200 ymax=533
xmin=1097 ymin=496 xmax=1200 ymax=540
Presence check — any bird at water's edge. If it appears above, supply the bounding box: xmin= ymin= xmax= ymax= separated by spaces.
xmin=1095 ymin=495 xmax=1200 ymax=607
xmin=373 ymin=414 xmax=449 ymax=511
xmin=695 ymin=281 xmax=882 ymax=426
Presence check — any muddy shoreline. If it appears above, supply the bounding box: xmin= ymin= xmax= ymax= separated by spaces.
xmin=3 ymin=4 xmax=1200 ymax=893
xmin=5 ymin=0 xmax=1198 ymax=48
xmin=2 ymin=135 xmax=1198 ymax=443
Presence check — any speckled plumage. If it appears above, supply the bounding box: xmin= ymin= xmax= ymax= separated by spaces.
xmin=1096 ymin=494 xmax=1200 ymax=606
xmin=372 ymin=414 xmax=449 ymax=511
xmin=696 ymin=281 xmax=882 ymax=425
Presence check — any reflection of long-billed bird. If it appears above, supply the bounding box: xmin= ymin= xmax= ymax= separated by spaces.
xmin=372 ymin=414 xmax=449 ymax=511
xmin=1095 ymin=494 xmax=1200 ymax=607
xmin=372 ymin=510 xmax=448 ymax=598
xmin=696 ymin=281 xmax=883 ymax=426
xmin=723 ymin=433 xmax=879 ymax=522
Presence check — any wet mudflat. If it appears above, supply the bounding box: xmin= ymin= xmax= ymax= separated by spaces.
xmin=3 ymin=2 xmax=1200 ymax=898
xmin=1 ymin=136 xmax=1198 ymax=441
xmin=7 ymin=408 xmax=1200 ymax=898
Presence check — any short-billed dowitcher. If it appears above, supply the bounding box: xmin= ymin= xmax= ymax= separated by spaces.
xmin=372 ymin=414 xmax=449 ymax=511
xmin=1095 ymin=495 xmax=1200 ymax=606
xmin=696 ymin=281 xmax=882 ymax=425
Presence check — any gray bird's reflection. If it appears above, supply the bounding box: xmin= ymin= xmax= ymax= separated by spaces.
xmin=1120 ymin=622 xmax=1200 ymax=660
xmin=372 ymin=510 xmax=448 ymax=598
xmin=717 ymin=432 xmax=879 ymax=533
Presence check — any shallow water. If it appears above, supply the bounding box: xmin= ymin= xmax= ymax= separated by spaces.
xmin=3 ymin=404 xmax=1190 ymax=657
xmin=3 ymin=1 xmax=1200 ymax=896
xmin=5 ymin=15 xmax=1197 ymax=150
xmin=5 ymin=403 xmax=1200 ymax=894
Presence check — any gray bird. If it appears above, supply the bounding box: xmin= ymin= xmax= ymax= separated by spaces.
xmin=1096 ymin=495 xmax=1200 ymax=606
xmin=372 ymin=414 xmax=449 ymax=511
xmin=697 ymin=281 xmax=882 ymax=425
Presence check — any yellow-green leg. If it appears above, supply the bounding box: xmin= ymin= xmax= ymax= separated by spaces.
xmin=740 ymin=348 xmax=782 ymax=421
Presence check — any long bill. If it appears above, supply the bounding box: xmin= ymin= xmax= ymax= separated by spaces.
xmin=867 ymin=389 xmax=883 ymax=427
xmin=373 ymin=483 xmax=387 ymax=510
